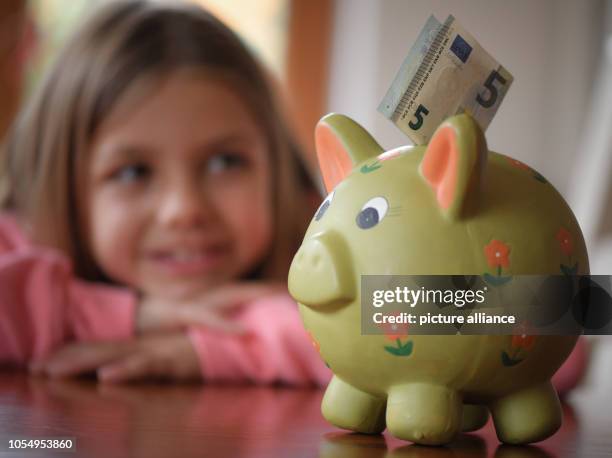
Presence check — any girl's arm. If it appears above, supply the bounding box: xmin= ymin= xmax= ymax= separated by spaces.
xmin=0 ymin=249 xmax=136 ymax=365
xmin=188 ymin=294 xmax=332 ymax=386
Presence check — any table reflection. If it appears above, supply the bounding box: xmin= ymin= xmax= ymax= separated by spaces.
xmin=0 ymin=372 xmax=586 ymax=458
xmin=320 ymin=433 xmax=561 ymax=458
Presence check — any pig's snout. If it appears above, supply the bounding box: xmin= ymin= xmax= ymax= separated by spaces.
xmin=288 ymin=231 xmax=355 ymax=308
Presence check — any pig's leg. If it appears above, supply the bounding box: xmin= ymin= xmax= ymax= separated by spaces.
xmin=461 ymin=404 xmax=489 ymax=432
xmin=321 ymin=375 xmax=386 ymax=434
xmin=489 ymin=381 xmax=562 ymax=444
xmin=386 ymin=383 xmax=462 ymax=445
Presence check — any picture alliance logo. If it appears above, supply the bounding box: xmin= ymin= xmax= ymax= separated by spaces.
xmin=363 ymin=275 xmax=612 ymax=335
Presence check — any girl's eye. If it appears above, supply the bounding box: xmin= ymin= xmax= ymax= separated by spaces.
xmin=111 ymin=164 xmax=150 ymax=183
xmin=207 ymin=152 xmax=248 ymax=174
xmin=356 ymin=196 xmax=388 ymax=229
xmin=315 ymin=191 xmax=335 ymax=221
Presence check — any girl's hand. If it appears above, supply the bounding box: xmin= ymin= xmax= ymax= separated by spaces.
xmin=135 ymin=282 xmax=284 ymax=334
xmin=30 ymin=333 xmax=202 ymax=383
xmin=29 ymin=282 xmax=285 ymax=382
xmin=97 ymin=333 xmax=201 ymax=383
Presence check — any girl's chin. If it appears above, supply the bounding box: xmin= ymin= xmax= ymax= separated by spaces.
xmin=140 ymin=276 xmax=233 ymax=302
xmin=146 ymin=250 xmax=230 ymax=276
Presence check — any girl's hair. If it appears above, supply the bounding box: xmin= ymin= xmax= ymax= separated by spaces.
xmin=0 ymin=0 xmax=318 ymax=283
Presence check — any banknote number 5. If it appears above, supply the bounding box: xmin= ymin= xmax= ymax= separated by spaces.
xmin=476 ymin=70 xmax=507 ymax=108
xmin=409 ymin=104 xmax=429 ymax=130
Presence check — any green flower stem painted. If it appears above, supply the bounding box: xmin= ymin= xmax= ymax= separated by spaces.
xmin=501 ymin=351 xmax=523 ymax=367
xmin=384 ymin=339 xmax=414 ymax=357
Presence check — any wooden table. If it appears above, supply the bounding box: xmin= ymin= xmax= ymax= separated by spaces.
xmin=0 ymin=371 xmax=610 ymax=457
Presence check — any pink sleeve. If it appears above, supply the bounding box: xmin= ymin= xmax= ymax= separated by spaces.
xmin=0 ymin=244 xmax=136 ymax=365
xmin=187 ymin=294 xmax=332 ymax=386
xmin=552 ymin=336 xmax=590 ymax=396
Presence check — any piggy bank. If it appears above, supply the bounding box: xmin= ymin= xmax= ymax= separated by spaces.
xmin=288 ymin=113 xmax=588 ymax=445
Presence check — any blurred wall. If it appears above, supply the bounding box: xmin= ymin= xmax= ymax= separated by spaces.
xmin=327 ymin=0 xmax=603 ymax=198
xmin=0 ymin=0 xmax=27 ymax=140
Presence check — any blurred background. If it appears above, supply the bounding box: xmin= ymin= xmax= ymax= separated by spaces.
xmin=1 ymin=0 xmax=611 ymax=397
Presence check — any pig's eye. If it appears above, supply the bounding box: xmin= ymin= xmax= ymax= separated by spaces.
xmin=315 ymin=191 xmax=335 ymax=221
xmin=356 ymin=196 xmax=388 ymax=229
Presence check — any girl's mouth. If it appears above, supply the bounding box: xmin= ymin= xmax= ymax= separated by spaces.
xmin=147 ymin=246 xmax=230 ymax=276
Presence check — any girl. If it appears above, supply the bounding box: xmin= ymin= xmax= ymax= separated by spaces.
xmin=0 ymin=0 xmax=330 ymax=385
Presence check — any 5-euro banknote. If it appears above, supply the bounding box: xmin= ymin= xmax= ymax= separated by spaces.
xmin=379 ymin=14 xmax=513 ymax=144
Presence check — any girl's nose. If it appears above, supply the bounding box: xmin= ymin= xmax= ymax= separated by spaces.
xmin=157 ymin=180 xmax=210 ymax=230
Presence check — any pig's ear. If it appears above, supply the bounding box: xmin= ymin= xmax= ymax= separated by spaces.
xmin=419 ymin=114 xmax=487 ymax=220
xmin=315 ymin=113 xmax=384 ymax=193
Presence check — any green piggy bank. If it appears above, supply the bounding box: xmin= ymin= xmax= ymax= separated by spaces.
xmin=288 ymin=113 xmax=588 ymax=446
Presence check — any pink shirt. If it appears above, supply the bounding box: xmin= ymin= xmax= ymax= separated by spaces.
xmin=0 ymin=214 xmax=331 ymax=386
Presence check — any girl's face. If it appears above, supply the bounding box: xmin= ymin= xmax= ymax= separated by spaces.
xmin=85 ymin=70 xmax=273 ymax=301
